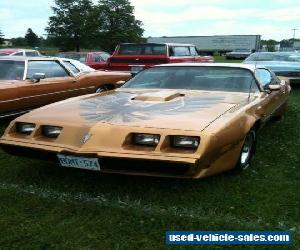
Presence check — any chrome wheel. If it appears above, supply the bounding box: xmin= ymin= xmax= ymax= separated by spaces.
xmin=95 ymin=87 xmax=105 ymax=93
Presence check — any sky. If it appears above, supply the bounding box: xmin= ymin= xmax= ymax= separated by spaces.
xmin=0 ymin=0 xmax=299 ymax=40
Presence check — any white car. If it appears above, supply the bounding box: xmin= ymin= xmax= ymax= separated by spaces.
xmin=0 ymin=48 xmax=41 ymax=57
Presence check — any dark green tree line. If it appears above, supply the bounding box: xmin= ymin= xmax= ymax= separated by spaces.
xmin=46 ymin=0 xmax=144 ymax=52
xmin=0 ymin=29 xmax=4 ymax=46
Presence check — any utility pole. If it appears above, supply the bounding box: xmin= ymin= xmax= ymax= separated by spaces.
xmin=292 ymin=28 xmax=298 ymax=49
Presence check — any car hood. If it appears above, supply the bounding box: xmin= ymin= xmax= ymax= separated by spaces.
xmin=21 ymin=89 xmax=249 ymax=132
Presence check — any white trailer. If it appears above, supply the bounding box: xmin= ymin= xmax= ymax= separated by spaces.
xmin=147 ymin=35 xmax=261 ymax=55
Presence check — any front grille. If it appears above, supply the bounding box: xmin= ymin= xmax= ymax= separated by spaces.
xmin=109 ymin=58 xmax=168 ymax=64
xmin=1 ymin=145 xmax=58 ymax=162
xmin=100 ymin=157 xmax=191 ymax=176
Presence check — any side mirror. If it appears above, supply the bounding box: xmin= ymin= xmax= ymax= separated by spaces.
xmin=267 ymin=84 xmax=281 ymax=91
xmin=31 ymin=73 xmax=45 ymax=83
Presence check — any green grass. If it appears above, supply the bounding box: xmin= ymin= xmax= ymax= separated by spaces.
xmin=0 ymin=90 xmax=299 ymax=249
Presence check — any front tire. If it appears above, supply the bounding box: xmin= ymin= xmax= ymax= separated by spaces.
xmin=271 ymin=102 xmax=287 ymax=121
xmin=235 ymin=130 xmax=256 ymax=171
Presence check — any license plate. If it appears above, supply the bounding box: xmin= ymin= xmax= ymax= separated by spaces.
xmin=57 ymin=154 xmax=100 ymax=171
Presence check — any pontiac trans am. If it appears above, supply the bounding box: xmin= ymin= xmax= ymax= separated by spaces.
xmin=0 ymin=63 xmax=291 ymax=178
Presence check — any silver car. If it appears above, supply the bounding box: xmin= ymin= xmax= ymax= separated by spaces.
xmin=244 ymin=52 xmax=300 ymax=84
xmin=225 ymin=49 xmax=253 ymax=60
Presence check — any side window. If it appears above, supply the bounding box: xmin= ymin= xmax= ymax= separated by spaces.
xmin=63 ymin=61 xmax=80 ymax=74
xmin=173 ymin=47 xmax=191 ymax=57
xmin=26 ymin=51 xmax=38 ymax=57
xmin=26 ymin=61 xmax=69 ymax=79
xmin=13 ymin=52 xmax=23 ymax=56
xmin=255 ymin=69 xmax=272 ymax=87
xmin=93 ymin=54 xmax=104 ymax=63
xmin=100 ymin=53 xmax=110 ymax=61
xmin=190 ymin=47 xmax=198 ymax=56
xmin=79 ymin=54 xmax=87 ymax=63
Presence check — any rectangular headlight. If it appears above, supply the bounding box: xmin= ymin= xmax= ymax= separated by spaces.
xmin=16 ymin=122 xmax=36 ymax=135
xmin=171 ymin=136 xmax=200 ymax=149
xmin=42 ymin=125 xmax=62 ymax=138
xmin=132 ymin=133 xmax=160 ymax=146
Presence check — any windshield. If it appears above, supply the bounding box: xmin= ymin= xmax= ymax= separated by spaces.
xmin=57 ymin=53 xmax=87 ymax=62
xmin=245 ymin=52 xmax=300 ymax=62
xmin=0 ymin=60 xmax=25 ymax=80
xmin=118 ymin=44 xmax=167 ymax=55
xmin=123 ymin=66 xmax=257 ymax=93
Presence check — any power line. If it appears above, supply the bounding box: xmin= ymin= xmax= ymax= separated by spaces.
xmin=292 ymin=28 xmax=298 ymax=48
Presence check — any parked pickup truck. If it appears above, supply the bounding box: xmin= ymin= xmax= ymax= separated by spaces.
xmin=106 ymin=43 xmax=214 ymax=71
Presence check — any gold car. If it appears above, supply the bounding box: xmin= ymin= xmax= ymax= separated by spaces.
xmin=0 ymin=56 xmax=131 ymax=119
xmin=0 ymin=63 xmax=291 ymax=178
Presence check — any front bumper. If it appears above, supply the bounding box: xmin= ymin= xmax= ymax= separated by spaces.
xmin=0 ymin=140 xmax=202 ymax=178
xmin=0 ymin=132 xmax=243 ymax=179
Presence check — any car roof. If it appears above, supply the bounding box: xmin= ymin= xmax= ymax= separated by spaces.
xmin=57 ymin=51 xmax=106 ymax=54
xmin=0 ymin=48 xmax=38 ymax=52
xmin=155 ymin=62 xmax=262 ymax=72
xmin=0 ymin=48 xmax=22 ymax=53
xmin=253 ymin=51 xmax=298 ymax=55
xmin=0 ymin=56 xmax=85 ymax=62
xmin=0 ymin=56 xmax=55 ymax=61
xmin=119 ymin=43 xmax=196 ymax=47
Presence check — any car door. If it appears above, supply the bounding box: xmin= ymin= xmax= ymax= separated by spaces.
xmin=0 ymin=81 xmax=24 ymax=116
xmin=0 ymin=59 xmax=26 ymax=116
xmin=255 ymin=68 xmax=287 ymax=121
xmin=190 ymin=46 xmax=200 ymax=62
xmin=15 ymin=60 xmax=78 ymax=110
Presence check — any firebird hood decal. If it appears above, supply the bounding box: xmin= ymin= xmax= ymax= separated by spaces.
xmin=80 ymin=92 xmax=225 ymax=123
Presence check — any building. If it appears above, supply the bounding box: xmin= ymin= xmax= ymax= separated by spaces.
xmin=147 ymin=35 xmax=261 ymax=55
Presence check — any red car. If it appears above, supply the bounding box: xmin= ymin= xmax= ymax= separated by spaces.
xmin=56 ymin=52 xmax=111 ymax=70
xmin=106 ymin=43 xmax=214 ymax=71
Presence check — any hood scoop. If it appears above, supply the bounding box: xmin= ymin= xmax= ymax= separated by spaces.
xmin=132 ymin=90 xmax=183 ymax=102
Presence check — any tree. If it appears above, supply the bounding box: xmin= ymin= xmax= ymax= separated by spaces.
xmin=46 ymin=0 xmax=144 ymax=52
xmin=280 ymin=39 xmax=293 ymax=48
xmin=261 ymin=39 xmax=279 ymax=52
xmin=0 ymin=29 xmax=4 ymax=46
xmin=46 ymin=0 xmax=96 ymax=51
xmin=96 ymin=0 xmax=144 ymax=52
xmin=10 ymin=37 xmax=27 ymax=47
xmin=25 ymin=28 xmax=40 ymax=47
